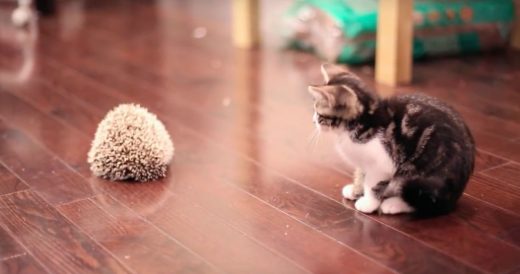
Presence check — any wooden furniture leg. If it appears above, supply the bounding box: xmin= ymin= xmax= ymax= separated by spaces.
xmin=511 ymin=16 xmax=520 ymax=49
xmin=232 ymin=0 xmax=260 ymax=49
xmin=375 ymin=0 xmax=414 ymax=86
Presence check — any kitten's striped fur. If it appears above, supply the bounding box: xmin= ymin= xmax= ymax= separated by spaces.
xmin=309 ymin=64 xmax=475 ymax=215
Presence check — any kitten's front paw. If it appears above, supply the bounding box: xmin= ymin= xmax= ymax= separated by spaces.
xmin=354 ymin=197 xmax=380 ymax=213
xmin=342 ymin=184 xmax=361 ymax=200
xmin=380 ymin=197 xmax=414 ymax=215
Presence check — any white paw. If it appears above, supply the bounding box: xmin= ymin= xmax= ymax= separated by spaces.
xmin=342 ymin=184 xmax=358 ymax=200
xmin=354 ymin=197 xmax=380 ymax=213
xmin=380 ymin=197 xmax=415 ymax=215
xmin=12 ymin=8 xmax=32 ymax=27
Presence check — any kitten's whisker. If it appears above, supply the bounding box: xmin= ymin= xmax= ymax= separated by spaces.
xmin=313 ymin=130 xmax=321 ymax=149
xmin=307 ymin=128 xmax=321 ymax=152
xmin=306 ymin=129 xmax=319 ymax=151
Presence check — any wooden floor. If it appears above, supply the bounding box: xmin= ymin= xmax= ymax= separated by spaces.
xmin=1 ymin=1 xmax=520 ymax=273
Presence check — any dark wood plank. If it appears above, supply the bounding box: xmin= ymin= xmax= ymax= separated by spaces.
xmin=370 ymin=210 xmax=520 ymax=273
xmin=402 ymin=58 xmax=520 ymax=142
xmin=0 ymin=91 xmax=95 ymax=174
xmin=140 ymin=193 xmax=310 ymax=274
xmin=165 ymin=159 xmax=480 ymax=274
xmin=0 ymin=164 xmax=28 ymax=196
xmin=63 ymin=191 xmax=310 ymax=274
xmin=464 ymin=173 xmax=520 ymax=216
xmin=58 ymin=195 xmax=220 ymax=274
xmin=0 ymin=190 xmax=132 ymax=273
xmin=0 ymin=117 xmax=94 ymax=205
xmin=474 ymin=151 xmax=509 ymax=172
xmin=456 ymin=194 xmax=520 ymax=246
xmin=0 ymin=226 xmax=25 ymax=260
xmin=481 ymin=162 xmax=520 ymax=188
xmin=0 ymin=255 xmax=49 ymax=274
xmin=467 ymin=130 xmax=520 ymax=163
xmin=99 ymin=175 xmax=395 ymax=274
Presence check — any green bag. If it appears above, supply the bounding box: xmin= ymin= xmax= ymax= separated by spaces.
xmin=284 ymin=0 xmax=515 ymax=64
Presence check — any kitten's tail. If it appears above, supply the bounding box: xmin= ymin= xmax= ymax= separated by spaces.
xmin=401 ymin=177 xmax=461 ymax=216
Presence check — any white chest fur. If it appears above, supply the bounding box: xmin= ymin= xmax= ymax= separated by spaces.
xmin=335 ymin=133 xmax=395 ymax=180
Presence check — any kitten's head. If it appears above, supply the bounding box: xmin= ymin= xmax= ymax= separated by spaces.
xmin=308 ymin=64 xmax=369 ymax=131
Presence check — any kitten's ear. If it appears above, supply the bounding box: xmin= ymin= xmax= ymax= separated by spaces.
xmin=308 ymin=85 xmax=334 ymax=103
xmin=339 ymin=85 xmax=360 ymax=105
xmin=320 ymin=63 xmax=351 ymax=83
xmin=308 ymin=85 xmax=325 ymax=100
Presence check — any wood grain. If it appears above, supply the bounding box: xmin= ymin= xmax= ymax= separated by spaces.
xmin=0 ymin=164 xmax=28 ymax=196
xmin=0 ymin=190 xmax=132 ymax=274
xmin=0 ymin=255 xmax=49 ymax=274
xmin=0 ymin=226 xmax=25 ymax=260
xmin=58 ymin=195 xmax=220 ymax=274
xmin=375 ymin=0 xmax=413 ymax=86
xmin=481 ymin=162 xmax=520 ymax=187
xmin=0 ymin=117 xmax=94 ymax=205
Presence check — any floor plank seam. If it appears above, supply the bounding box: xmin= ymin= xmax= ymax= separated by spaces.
xmin=477 ymin=148 xmax=520 ymax=165
xmin=13 ymin=188 xmax=137 ymax=273
xmin=165 ymin=191 xmax=318 ymax=274
xmin=216 ymin=177 xmax=402 ymax=274
xmin=0 ymin=208 xmax=54 ymax=274
xmin=55 ymin=194 xmax=99 ymax=208
xmin=54 ymin=203 xmax=139 ymax=274
xmin=0 ymin=253 xmax=27 ymax=262
xmin=0 ymin=187 xmax=32 ymax=199
xmin=90 ymin=192 xmax=228 ymax=274
xmin=477 ymin=161 xmax=512 ymax=174
xmin=461 ymin=192 xmax=520 ymax=219
xmin=476 ymin=172 xmax=520 ymax=192
xmin=0 ymin=176 xmax=133 ymax=273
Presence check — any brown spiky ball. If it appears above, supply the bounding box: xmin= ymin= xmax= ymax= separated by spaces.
xmin=87 ymin=104 xmax=174 ymax=182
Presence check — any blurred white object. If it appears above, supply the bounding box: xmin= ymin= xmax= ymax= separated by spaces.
xmin=192 ymin=27 xmax=207 ymax=39
xmin=11 ymin=0 xmax=34 ymax=27
xmin=0 ymin=10 xmax=37 ymax=85
xmin=222 ymin=97 xmax=231 ymax=107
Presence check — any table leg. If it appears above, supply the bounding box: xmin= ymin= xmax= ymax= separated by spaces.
xmin=375 ymin=0 xmax=413 ymax=86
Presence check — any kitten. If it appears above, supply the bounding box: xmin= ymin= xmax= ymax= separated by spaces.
xmin=309 ymin=64 xmax=475 ymax=215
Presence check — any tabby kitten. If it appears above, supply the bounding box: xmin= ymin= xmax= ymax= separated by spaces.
xmin=309 ymin=64 xmax=475 ymax=215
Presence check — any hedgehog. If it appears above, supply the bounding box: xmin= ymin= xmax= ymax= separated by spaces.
xmin=87 ymin=104 xmax=174 ymax=182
